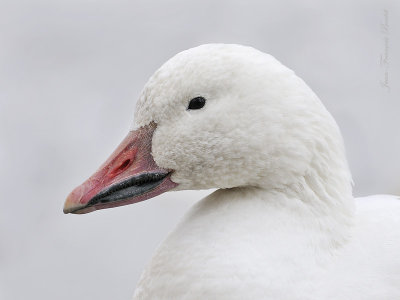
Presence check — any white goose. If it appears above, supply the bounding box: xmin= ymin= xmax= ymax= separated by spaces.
xmin=64 ymin=44 xmax=400 ymax=300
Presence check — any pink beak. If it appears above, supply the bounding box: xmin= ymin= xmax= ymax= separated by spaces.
xmin=63 ymin=122 xmax=177 ymax=214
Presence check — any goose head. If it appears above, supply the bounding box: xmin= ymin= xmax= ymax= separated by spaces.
xmin=64 ymin=44 xmax=352 ymax=214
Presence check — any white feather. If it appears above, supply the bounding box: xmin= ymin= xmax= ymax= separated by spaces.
xmin=131 ymin=44 xmax=399 ymax=299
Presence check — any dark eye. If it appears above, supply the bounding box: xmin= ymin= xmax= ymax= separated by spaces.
xmin=187 ymin=96 xmax=206 ymax=110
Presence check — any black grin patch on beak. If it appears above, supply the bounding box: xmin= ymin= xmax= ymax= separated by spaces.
xmin=86 ymin=172 xmax=169 ymax=207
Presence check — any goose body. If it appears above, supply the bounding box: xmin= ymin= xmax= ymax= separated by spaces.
xmin=64 ymin=44 xmax=400 ymax=299
xmin=134 ymin=192 xmax=400 ymax=299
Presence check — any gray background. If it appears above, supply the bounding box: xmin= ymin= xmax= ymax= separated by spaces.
xmin=1 ymin=0 xmax=399 ymax=299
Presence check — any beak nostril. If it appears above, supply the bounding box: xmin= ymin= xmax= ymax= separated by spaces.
xmin=118 ymin=159 xmax=131 ymax=171
xmin=109 ymin=159 xmax=131 ymax=177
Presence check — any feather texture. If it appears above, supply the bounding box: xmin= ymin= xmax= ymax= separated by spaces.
xmin=130 ymin=44 xmax=399 ymax=299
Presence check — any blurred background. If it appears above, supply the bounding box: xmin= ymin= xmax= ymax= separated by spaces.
xmin=0 ymin=0 xmax=399 ymax=299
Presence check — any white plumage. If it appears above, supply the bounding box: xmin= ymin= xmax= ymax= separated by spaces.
xmin=126 ymin=44 xmax=400 ymax=299
xmin=129 ymin=44 xmax=400 ymax=299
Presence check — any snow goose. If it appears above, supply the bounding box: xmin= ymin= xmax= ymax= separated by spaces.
xmin=64 ymin=44 xmax=400 ymax=300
